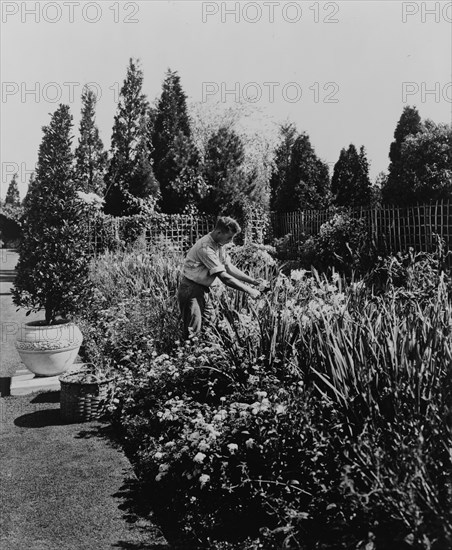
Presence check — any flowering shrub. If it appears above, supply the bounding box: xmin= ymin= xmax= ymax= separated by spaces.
xmin=298 ymin=212 xmax=376 ymax=276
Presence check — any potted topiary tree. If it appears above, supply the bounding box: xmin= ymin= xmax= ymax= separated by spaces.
xmin=12 ymin=104 xmax=93 ymax=377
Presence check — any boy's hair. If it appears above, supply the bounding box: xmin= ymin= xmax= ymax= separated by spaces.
xmin=215 ymin=216 xmax=241 ymax=234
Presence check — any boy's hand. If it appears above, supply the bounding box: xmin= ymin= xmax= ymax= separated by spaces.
xmin=248 ymin=287 xmax=261 ymax=299
xmin=254 ymin=278 xmax=270 ymax=292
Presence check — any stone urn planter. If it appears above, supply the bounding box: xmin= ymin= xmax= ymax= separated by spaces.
xmin=15 ymin=320 xmax=83 ymax=377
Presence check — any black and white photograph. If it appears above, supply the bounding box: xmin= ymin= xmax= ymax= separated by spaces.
xmin=1 ymin=1 xmax=451 ymax=548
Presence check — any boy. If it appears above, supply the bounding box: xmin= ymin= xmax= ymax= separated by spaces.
xmin=177 ymin=216 xmax=266 ymax=339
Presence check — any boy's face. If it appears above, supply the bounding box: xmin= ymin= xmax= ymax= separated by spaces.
xmin=217 ymin=229 xmax=236 ymax=246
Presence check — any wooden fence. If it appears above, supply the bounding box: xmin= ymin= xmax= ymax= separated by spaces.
xmin=272 ymin=201 xmax=452 ymax=254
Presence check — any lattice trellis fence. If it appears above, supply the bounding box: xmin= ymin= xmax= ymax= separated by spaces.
xmin=87 ymin=201 xmax=452 ymax=257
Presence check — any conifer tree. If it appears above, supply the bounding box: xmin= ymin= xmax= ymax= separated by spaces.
xmin=152 ymin=69 xmax=205 ymax=213
xmin=273 ymin=131 xmax=330 ymax=212
xmin=270 ymin=123 xmax=297 ymax=211
xmin=331 ymin=144 xmax=372 ymax=206
xmin=13 ymin=104 xmax=91 ymax=324
xmin=5 ymin=173 xmax=20 ymax=206
xmin=382 ymin=106 xmax=422 ymax=203
xmin=74 ymin=88 xmax=107 ymax=194
xmin=104 ymin=58 xmax=159 ymax=216
xmin=200 ymin=126 xmax=247 ymax=218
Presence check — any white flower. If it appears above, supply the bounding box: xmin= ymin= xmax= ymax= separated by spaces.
xmin=245 ymin=438 xmax=255 ymax=449
xmin=248 ymin=374 xmax=259 ymax=385
xmin=198 ymin=440 xmax=209 ymax=452
xmin=275 ymin=404 xmax=286 ymax=415
xmin=154 ymin=451 xmax=164 ymax=460
xmin=188 ymin=431 xmax=201 ymax=441
xmin=290 ymin=269 xmax=306 ymax=282
xmin=76 ymin=190 xmax=104 ymax=208
xmin=199 ymin=474 xmax=210 ymax=487
xmin=193 ymin=452 xmax=206 ymax=463
xmin=159 ymin=463 xmax=169 ymax=472
xmin=213 ymin=409 xmax=228 ymax=421
xmin=227 ymin=443 xmax=238 ymax=454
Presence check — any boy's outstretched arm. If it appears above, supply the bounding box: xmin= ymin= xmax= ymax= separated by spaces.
xmin=225 ymin=263 xmax=266 ymax=287
xmin=217 ymin=271 xmax=260 ymax=299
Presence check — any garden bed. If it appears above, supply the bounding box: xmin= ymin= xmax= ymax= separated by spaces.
xmin=77 ymin=242 xmax=452 ymax=550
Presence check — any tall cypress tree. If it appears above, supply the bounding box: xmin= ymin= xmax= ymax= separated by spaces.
xmin=273 ymin=131 xmax=330 ymax=212
xmin=104 ymin=58 xmax=159 ymax=216
xmin=382 ymin=106 xmax=422 ymax=204
xmin=331 ymin=144 xmax=371 ymax=206
xmin=152 ymin=69 xmax=205 ymax=213
xmin=5 ymin=174 xmax=20 ymax=206
xmin=270 ymin=123 xmax=297 ymax=212
xmin=74 ymin=88 xmax=107 ymax=194
xmin=200 ymin=126 xmax=246 ymax=218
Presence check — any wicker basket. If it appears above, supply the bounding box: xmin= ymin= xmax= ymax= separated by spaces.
xmin=59 ymin=364 xmax=114 ymax=423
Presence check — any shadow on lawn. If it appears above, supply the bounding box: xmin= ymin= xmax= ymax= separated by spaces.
xmin=76 ymin=425 xmax=173 ymax=549
xmin=14 ymin=407 xmax=65 ymax=428
xmin=111 ymin=478 xmax=171 ymax=550
xmin=14 ymin=391 xmax=64 ymax=427
xmin=31 ymin=391 xmax=60 ymax=403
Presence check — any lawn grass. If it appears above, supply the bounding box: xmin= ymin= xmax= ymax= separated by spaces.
xmin=0 ymin=390 xmax=169 ymax=550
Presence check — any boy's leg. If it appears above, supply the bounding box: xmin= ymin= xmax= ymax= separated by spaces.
xmin=202 ymin=292 xmax=215 ymax=330
xmin=177 ymin=279 xmax=206 ymax=339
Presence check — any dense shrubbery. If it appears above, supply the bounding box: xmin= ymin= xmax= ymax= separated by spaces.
xmin=78 ymin=241 xmax=452 ymax=549
xmin=297 ymin=213 xmax=376 ymax=276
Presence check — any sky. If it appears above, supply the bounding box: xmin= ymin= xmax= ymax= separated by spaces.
xmin=1 ymin=0 xmax=451 ymax=200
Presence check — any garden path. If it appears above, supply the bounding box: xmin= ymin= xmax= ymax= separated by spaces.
xmin=0 ymin=249 xmax=42 ymax=378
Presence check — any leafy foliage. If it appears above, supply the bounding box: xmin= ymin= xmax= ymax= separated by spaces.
xmin=190 ymin=101 xmax=276 ymax=215
xmin=382 ymin=106 xmax=422 ymax=204
xmin=12 ymin=104 xmax=93 ymax=324
xmin=79 ymin=240 xmax=452 ymax=549
xmin=74 ymin=88 xmax=107 ymax=195
xmin=396 ymin=120 xmax=452 ymax=204
xmin=152 ymin=69 xmax=205 ymax=213
xmin=104 ymin=58 xmax=159 ymax=216
xmin=4 ymin=173 xmax=21 ymax=206
xmin=270 ymin=123 xmax=297 ymax=212
xmin=271 ymin=128 xmax=330 ymax=212
xmin=331 ymin=144 xmax=372 ymax=207
xmin=298 ymin=212 xmax=376 ymax=276
xmin=200 ymin=126 xmax=250 ymax=219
